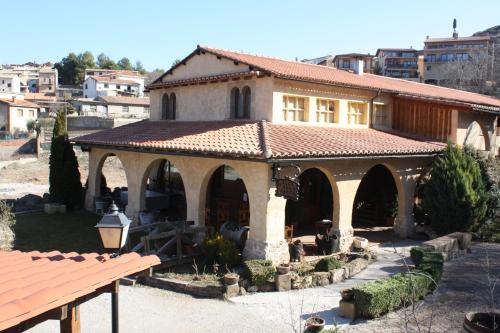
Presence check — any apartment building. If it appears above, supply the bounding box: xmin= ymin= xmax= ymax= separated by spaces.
xmin=375 ymin=48 xmax=420 ymax=81
xmin=333 ymin=53 xmax=375 ymax=74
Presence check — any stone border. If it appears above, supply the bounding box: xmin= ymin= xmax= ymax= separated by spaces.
xmin=139 ymin=276 xmax=226 ymax=299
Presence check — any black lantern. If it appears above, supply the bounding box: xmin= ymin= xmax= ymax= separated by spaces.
xmin=95 ymin=202 xmax=131 ymax=251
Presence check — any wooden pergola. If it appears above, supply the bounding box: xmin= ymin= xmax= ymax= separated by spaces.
xmin=0 ymin=251 xmax=159 ymax=333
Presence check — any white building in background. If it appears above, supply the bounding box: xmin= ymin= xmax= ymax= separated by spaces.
xmin=83 ymin=75 xmax=143 ymax=98
xmin=72 ymin=95 xmax=149 ymax=118
xmin=0 ymin=97 xmax=39 ymax=133
xmin=0 ymin=74 xmax=21 ymax=94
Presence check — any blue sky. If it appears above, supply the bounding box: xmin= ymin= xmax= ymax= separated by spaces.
xmin=1 ymin=0 xmax=499 ymax=71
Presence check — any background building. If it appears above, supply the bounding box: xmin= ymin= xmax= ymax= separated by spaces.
xmin=0 ymin=97 xmax=39 ymax=133
xmin=333 ymin=53 xmax=375 ymax=74
xmin=375 ymin=48 xmax=420 ymax=81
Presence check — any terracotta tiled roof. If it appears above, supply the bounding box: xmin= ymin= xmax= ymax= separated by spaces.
xmin=24 ymin=93 xmax=57 ymax=102
xmin=0 ymin=251 xmax=159 ymax=331
xmin=73 ymin=120 xmax=446 ymax=159
xmin=0 ymin=98 xmax=39 ymax=108
xmin=99 ymin=96 xmax=150 ymax=106
xmin=89 ymin=76 xmax=140 ymax=85
xmin=197 ymin=46 xmax=500 ymax=108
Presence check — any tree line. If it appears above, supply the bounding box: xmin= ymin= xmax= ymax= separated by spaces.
xmin=54 ymin=51 xmax=148 ymax=86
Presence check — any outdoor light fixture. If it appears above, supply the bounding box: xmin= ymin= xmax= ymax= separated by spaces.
xmin=95 ymin=202 xmax=131 ymax=253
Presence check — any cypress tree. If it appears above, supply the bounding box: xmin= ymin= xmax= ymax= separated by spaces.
xmin=49 ymin=108 xmax=83 ymax=208
xmin=422 ymin=144 xmax=487 ymax=235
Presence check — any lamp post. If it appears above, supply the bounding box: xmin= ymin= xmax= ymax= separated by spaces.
xmin=95 ymin=202 xmax=131 ymax=333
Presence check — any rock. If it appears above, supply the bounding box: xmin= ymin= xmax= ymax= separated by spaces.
xmin=42 ymin=193 xmax=50 ymax=203
xmin=44 ymin=203 xmax=60 ymax=214
xmin=422 ymin=235 xmax=459 ymax=261
xmin=312 ymin=272 xmax=331 ymax=286
xmin=258 ymin=282 xmax=275 ymax=292
xmin=448 ymin=232 xmax=472 ymax=251
xmin=275 ymin=273 xmax=292 ymax=291
xmin=292 ymin=275 xmax=313 ymax=289
xmin=248 ymin=285 xmax=258 ymax=293
xmin=224 ymin=284 xmax=240 ymax=298
xmin=239 ymin=287 xmax=247 ymax=296
xmin=345 ymin=258 xmax=369 ymax=277
xmin=342 ymin=266 xmax=350 ymax=279
xmin=330 ymin=268 xmax=345 ymax=283
xmin=18 ymin=194 xmax=42 ymax=207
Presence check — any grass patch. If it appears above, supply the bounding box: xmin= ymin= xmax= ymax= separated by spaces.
xmin=14 ymin=211 xmax=104 ymax=253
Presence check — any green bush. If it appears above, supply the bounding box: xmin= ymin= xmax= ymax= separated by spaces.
xmin=315 ymin=256 xmax=342 ymax=272
xmin=353 ymin=250 xmax=443 ymax=318
xmin=244 ymin=259 xmax=276 ymax=287
xmin=421 ymin=144 xmax=488 ymax=235
xmin=202 ymin=233 xmax=240 ymax=269
xmin=410 ymin=246 xmax=433 ymax=266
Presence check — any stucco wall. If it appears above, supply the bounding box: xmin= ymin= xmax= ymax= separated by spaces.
xmin=457 ymin=110 xmax=498 ymax=155
xmin=162 ymin=52 xmax=250 ymax=82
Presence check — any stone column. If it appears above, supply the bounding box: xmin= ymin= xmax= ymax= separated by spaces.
xmin=330 ymin=179 xmax=361 ymax=252
xmin=243 ymin=166 xmax=290 ymax=264
xmin=394 ymin=176 xmax=417 ymax=238
xmin=84 ymin=149 xmax=101 ymax=212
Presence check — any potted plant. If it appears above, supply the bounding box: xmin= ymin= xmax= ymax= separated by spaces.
xmin=276 ymin=263 xmax=291 ymax=275
xmin=463 ymin=311 xmax=500 ymax=333
xmin=340 ymin=288 xmax=354 ymax=301
xmin=223 ymin=272 xmax=240 ymax=286
xmin=305 ymin=316 xmax=325 ymax=333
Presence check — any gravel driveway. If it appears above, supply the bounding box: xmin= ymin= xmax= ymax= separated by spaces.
xmin=26 ymin=242 xmax=416 ymax=333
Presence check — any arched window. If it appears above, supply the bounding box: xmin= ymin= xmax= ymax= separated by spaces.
xmin=161 ymin=93 xmax=169 ymax=120
xmin=168 ymin=93 xmax=176 ymax=120
xmin=231 ymin=87 xmax=240 ymax=119
xmin=242 ymin=86 xmax=251 ymax=119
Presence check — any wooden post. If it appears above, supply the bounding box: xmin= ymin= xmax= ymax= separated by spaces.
xmin=111 ymin=280 xmax=119 ymax=333
xmin=60 ymin=302 xmax=80 ymax=333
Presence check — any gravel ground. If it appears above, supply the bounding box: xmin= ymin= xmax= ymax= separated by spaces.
xmin=26 ymin=242 xmax=416 ymax=333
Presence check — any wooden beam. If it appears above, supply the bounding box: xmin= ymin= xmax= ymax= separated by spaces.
xmin=60 ymin=302 xmax=80 ymax=333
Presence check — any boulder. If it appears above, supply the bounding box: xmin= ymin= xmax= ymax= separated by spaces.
xmin=224 ymin=284 xmax=240 ymax=299
xmin=330 ymin=268 xmax=345 ymax=283
xmin=344 ymin=258 xmax=369 ymax=278
xmin=447 ymin=232 xmax=472 ymax=251
xmin=312 ymin=272 xmax=331 ymax=286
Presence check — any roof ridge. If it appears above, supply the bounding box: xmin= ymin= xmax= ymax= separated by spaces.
xmin=258 ymin=120 xmax=273 ymax=159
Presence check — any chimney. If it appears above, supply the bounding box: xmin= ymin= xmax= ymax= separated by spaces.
xmin=354 ymin=58 xmax=364 ymax=75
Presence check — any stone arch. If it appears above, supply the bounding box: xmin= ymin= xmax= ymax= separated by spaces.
xmin=94 ymin=152 xmax=130 ymax=197
xmin=464 ymin=121 xmax=491 ymax=152
xmin=351 ymin=163 xmax=403 ymax=231
xmin=200 ymin=163 xmax=251 ymax=231
xmin=161 ymin=93 xmax=169 ymax=120
xmin=139 ymin=157 xmax=187 ymax=220
xmin=284 ymin=166 xmax=339 ymax=238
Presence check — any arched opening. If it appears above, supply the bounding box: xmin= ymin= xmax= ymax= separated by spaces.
xmin=230 ymin=87 xmax=240 ymax=119
xmin=204 ymin=165 xmax=250 ymax=233
xmin=285 ymin=168 xmax=334 ymax=255
xmin=352 ymin=164 xmax=398 ymax=244
xmin=141 ymin=159 xmax=186 ymax=221
xmin=161 ymin=93 xmax=169 ymax=120
xmin=464 ymin=121 xmax=490 ymax=152
xmin=241 ymin=86 xmax=251 ymax=119
xmin=94 ymin=154 xmax=128 ymax=213
xmin=169 ymin=93 xmax=176 ymax=120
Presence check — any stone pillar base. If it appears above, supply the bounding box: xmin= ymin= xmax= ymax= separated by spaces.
xmin=394 ymin=215 xmax=414 ymax=238
xmin=84 ymin=191 xmax=94 ymax=212
xmin=243 ymin=238 xmax=290 ymax=264
xmin=332 ymin=227 xmax=354 ymax=253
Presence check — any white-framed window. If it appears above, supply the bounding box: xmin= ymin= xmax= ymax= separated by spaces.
xmin=116 ymin=85 xmax=121 ymax=90
xmin=104 ymin=83 xmax=109 ymax=88
xmin=316 ymin=98 xmax=338 ymax=123
xmin=122 ymin=106 xmax=129 ymax=113
xmin=17 ymin=109 xmax=23 ymax=117
xmin=28 ymin=110 xmax=35 ymax=117
xmin=282 ymin=95 xmax=307 ymax=121
xmin=347 ymin=102 xmax=368 ymax=125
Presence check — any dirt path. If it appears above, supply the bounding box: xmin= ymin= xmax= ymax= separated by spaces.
xmin=0 ymin=153 xmax=127 ymax=200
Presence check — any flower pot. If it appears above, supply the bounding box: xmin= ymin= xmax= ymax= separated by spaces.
xmin=276 ymin=263 xmax=290 ymax=275
xmin=340 ymin=288 xmax=354 ymax=301
xmin=353 ymin=236 xmax=368 ymax=250
xmin=305 ymin=316 xmax=325 ymax=333
xmin=463 ymin=311 xmax=500 ymax=333
xmin=223 ymin=273 xmax=239 ymax=286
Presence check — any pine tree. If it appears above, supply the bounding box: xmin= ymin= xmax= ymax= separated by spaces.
xmin=49 ymin=109 xmax=83 ymax=208
xmin=422 ymin=144 xmax=488 ymax=235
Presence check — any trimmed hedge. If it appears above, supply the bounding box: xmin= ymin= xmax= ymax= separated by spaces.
xmin=315 ymin=256 xmax=342 ymax=272
xmin=244 ymin=259 xmax=276 ymax=287
xmin=353 ymin=249 xmax=443 ymax=318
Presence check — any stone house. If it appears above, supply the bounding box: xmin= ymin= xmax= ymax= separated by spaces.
xmin=74 ymin=46 xmax=500 ymax=263
xmin=0 ymin=97 xmax=39 ymax=133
